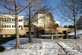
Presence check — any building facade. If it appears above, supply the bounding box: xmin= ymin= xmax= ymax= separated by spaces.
xmin=32 ymin=12 xmax=57 ymax=33
xmin=0 ymin=15 xmax=26 ymax=37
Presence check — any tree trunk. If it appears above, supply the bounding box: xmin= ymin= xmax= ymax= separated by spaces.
xmin=74 ymin=15 xmax=77 ymax=39
xmin=72 ymin=0 xmax=77 ymax=39
xmin=14 ymin=0 xmax=20 ymax=48
xmin=15 ymin=14 xmax=20 ymax=48
xmin=28 ymin=2 xmax=32 ymax=43
xmin=0 ymin=20 xmax=2 ymax=35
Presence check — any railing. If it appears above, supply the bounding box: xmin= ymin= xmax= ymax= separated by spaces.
xmin=40 ymin=34 xmax=65 ymax=39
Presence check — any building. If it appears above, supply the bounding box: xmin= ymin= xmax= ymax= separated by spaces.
xmin=0 ymin=13 xmax=57 ymax=37
xmin=32 ymin=12 xmax=57 ymax=33
xmin=24 ymin=12 xmax=57 ymax=34
xmin=56 ymin=28 xmax=71 ymax=33
xmin=0 ymin=14 xmax=26 ymax=37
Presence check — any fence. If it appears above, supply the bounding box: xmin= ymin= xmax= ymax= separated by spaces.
xmin=39 ymin=31 xmax=69 ymax=39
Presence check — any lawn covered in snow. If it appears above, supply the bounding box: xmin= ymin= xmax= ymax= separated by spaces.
xmin=1 ymin=38 xmax=82 ymax=55
xmin=1 ymin=38 xmax=28 ymax=50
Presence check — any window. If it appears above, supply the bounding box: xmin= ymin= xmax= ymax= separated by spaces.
xmin=3 ymin=25 xmax=11 ymax=28
xmin=9 ymin=25 xmax=11 ymax=28
xmin=12 ymin=25 xmax=15 ymax=28
xmin=4 ymin=25 xmax=6 ymax=28
xmin=2 ymin=19 xmax=5 ymax=22
xmin=19 ymin=19 xmax=23 ymax=22
xmin=7 ymin=19 xmax=11 ymax=22
xmin=7 ymin=25 xmax=10 ymax=28
xmin=3 ymin=25 xmax=6 ymax=28
xmin=4 ymin=19 xmax=6 ymax=22
xmin=19 ymin=25 xmax=22 ymax=28
xmin=6 ymin=25 xmax=8 ymax=28
xmin=19 ymin=25 xmax=23 ymax=30
xmin=12 ymin=19 xmax=15 ymax=22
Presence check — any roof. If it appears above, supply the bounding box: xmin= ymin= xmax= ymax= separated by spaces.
xmin=0 ymin=14 xmax=24 ymax=19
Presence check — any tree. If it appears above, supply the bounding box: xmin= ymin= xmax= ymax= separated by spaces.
xmin=0 ymin=0 xmax=53 ymax=45
xmin=77 ymin=16 xmax=82 ymax=29
xmin=28 ymin=0 xmax=32 ymax=43
xmin=55 ymin=0 xmax=82 ymax=39
xmin=0 ymin=16 xmax=4 ymax=35
xmin=26 ymin=0 xmax=53 ymax=42
xmin=0 ymin=0 xmax=29 ymax=48
xmin=0 ymin=18 xmax=2 ymax=34
xmin=68 ymin=25 xmax=74 ymax=28
xmin=64 ymin=25 xmax=68 ymax=28
xmin=0 ymin=17 xmax=2 ymax=31
xmin=63 ymin=25 xmax=74 ymax=28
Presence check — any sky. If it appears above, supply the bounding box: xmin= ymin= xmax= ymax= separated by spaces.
xmin=48 ymin=0 xmax=60 ymax=7
xmin=0 ymin=0 xmax=72 ymax=27
xmin=47 ymin=0 xmax=73 ymax=27
xmin=47 ymin=0 xmax=62 ymax=26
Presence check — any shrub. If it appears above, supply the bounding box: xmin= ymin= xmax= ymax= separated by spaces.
xmin=0 ymin=46 xmax=5 ymax=52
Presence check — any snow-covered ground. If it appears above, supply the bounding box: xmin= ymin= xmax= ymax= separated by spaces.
xmin=0 ymin=38 xmax=65 ymax=55
xmin=0 ymin=38 xmax=82 ymax=55
xmin=1 ymin=38 xmax=28 ymax=50
xmin=57 ymin=39 xmax=82 ymax=53
xmin=58 ymin=42 xmax=82 ymax=55
xmin=68 ymin=30 xmax=82 ymax=38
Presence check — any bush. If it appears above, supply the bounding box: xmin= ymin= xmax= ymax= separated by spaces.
xmin=0 ymin=46 xmax=5 ymax=52
xmin=35 ymin=28 xmax=45 ymax=38
xmin=0 ymin=35 xmax=16 ymax=45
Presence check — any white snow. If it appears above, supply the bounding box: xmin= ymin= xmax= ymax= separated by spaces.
xmin=1 ymin=38 xmax=82 ymax=55
xmin=68 ymin=30 xmax=82 ymax=36
xmin=58 ymin=42 xmax=82 ymax=55
xmin=0 ymin=38 xmax=66 ymax=55
xmin=1 ymin=38 xmax=28 ymax=50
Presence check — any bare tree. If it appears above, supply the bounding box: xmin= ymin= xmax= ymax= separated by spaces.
xmin=26 ymin=0 xmax=53 ymax=42
xmin=0 ymin=0 xmax=54 ymax=45
xmin=54 ymin=0 xmax=82 ymax=39
xmin=0 ymin=0 xmax=29 ymax=48
xmin=28 ymin=0 xmax=32 ymax=43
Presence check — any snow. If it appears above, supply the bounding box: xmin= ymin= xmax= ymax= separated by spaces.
xmin=68 ymin=30 xmax=82 ymax=36
xmin=1 ymin=38 xmax=28 ymax=50
xmin=58 ymin=42 xmax=82 ymax=55
xmin=1 ymin=38 xmax=82 ymax=55
xmin=0 ymin=38 xmax=66 ymax=55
